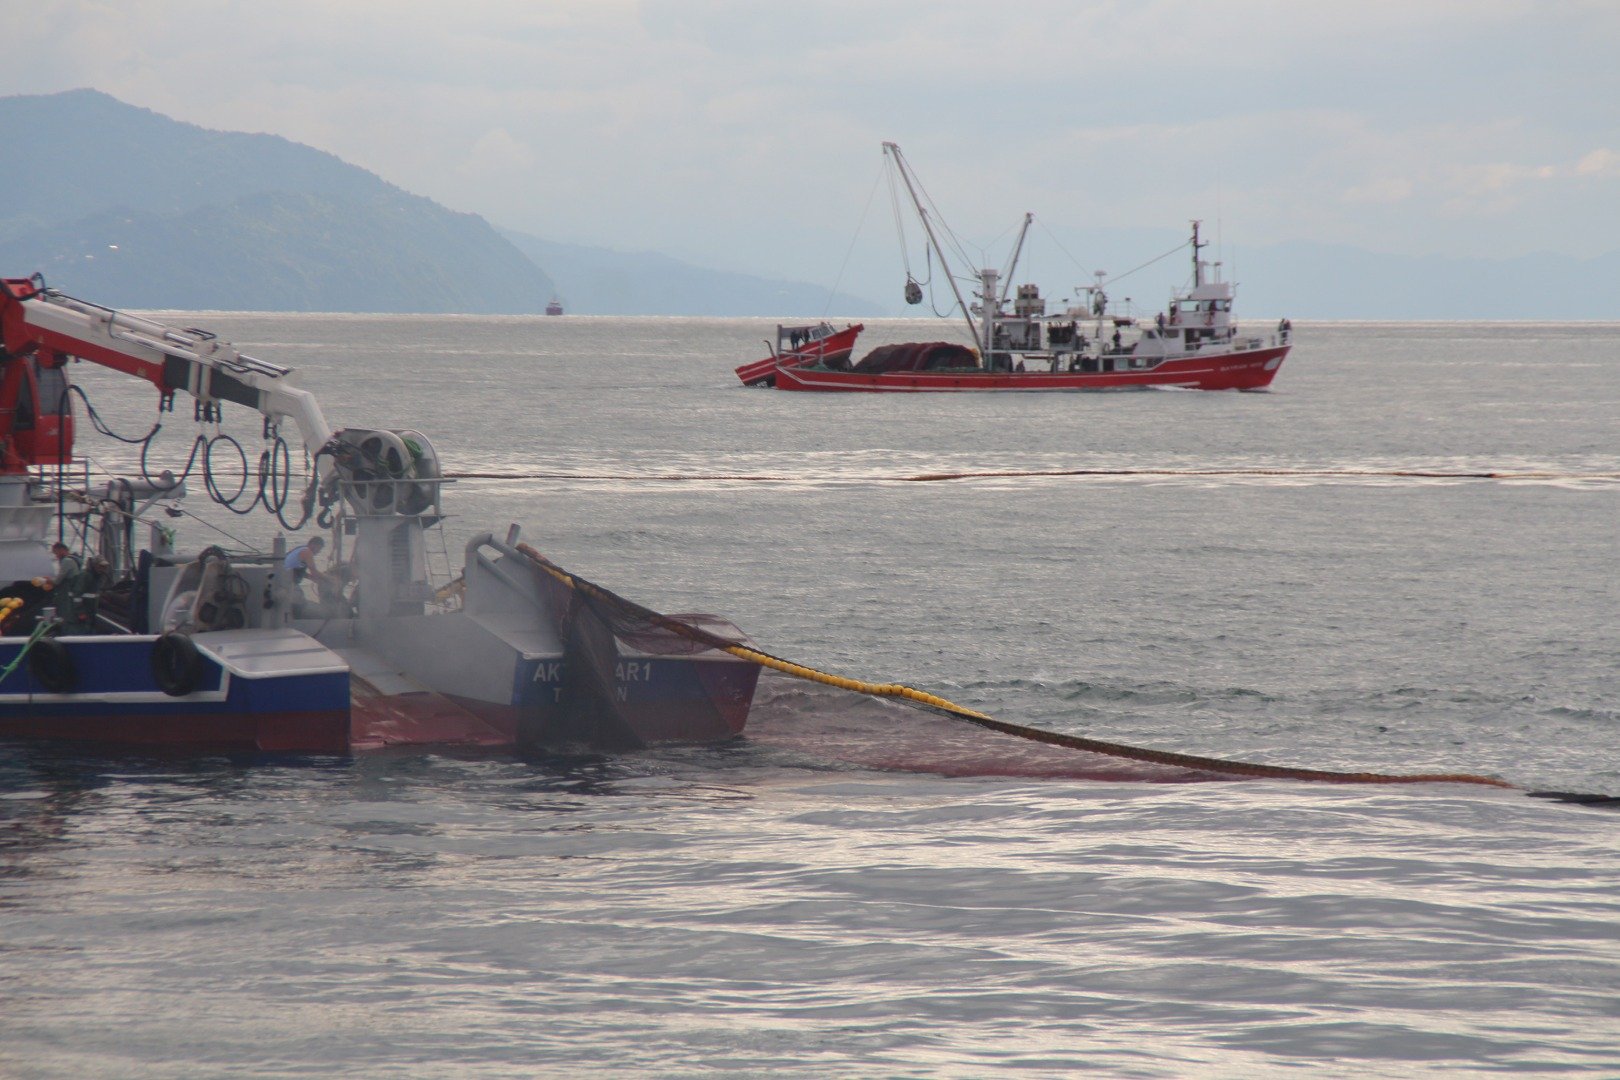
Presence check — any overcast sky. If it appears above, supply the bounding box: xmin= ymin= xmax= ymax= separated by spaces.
xmin=8 ymin=0 xmax=1619 ymax=303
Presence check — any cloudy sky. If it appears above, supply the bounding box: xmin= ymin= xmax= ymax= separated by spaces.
xmin=7 ymin=0 xmax=1619 ymax=301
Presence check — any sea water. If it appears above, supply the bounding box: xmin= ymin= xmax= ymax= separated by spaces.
xmin=2 ymin=317 xmax=1617 ymax=1077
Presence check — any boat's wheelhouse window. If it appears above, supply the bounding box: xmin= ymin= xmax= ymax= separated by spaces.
xmin=14 ymin=366 xmax=34 ymax=429
xmin=36 ymin=364 xmax=69 ymax=415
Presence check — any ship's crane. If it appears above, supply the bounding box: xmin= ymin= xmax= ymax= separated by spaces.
xmin=0 ymin=275 xmax=441 ymax=621
xmin=0 ymin=274 xmax=333 ymax=475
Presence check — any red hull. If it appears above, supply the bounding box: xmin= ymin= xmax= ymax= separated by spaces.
xmin=349 ymin=685 xmax=514 ymax=751
xmin=773 ymin=345 xmax=1289 ymax=392
xmin=735 ymin=324 xmax=865 ymax=386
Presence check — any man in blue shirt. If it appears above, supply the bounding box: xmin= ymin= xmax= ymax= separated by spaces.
xmin=283 ymin=536 xmax=342 ymax=615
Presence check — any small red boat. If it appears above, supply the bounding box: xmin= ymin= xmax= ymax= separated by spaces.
xmin=735 ymin=321 xmax=864 ymax=386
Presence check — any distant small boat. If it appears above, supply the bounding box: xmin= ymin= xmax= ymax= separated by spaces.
xmin=735 ymin=321 xmax=864 ymax=386
xmin=545 ymin=298 xmax=564 ymax=316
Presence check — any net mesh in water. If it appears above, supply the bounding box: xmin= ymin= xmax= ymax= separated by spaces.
xmin=515 ymin=543 xmax=1616 ymax=805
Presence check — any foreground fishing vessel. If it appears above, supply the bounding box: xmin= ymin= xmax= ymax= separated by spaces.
xmin=0 ymin=276 xmax=759 ymax=753
xmin=757 ymin=143 xmax=1291 ymax=392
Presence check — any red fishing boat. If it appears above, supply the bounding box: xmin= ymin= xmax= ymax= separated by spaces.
xmin=734 ymin=321 xmax=864 ymax=386
xmin=758 ymin=143 xmax=1292 ymax=393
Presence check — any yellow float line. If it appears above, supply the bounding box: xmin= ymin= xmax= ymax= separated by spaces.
xmin=722 ymin=644 xmax=996 ymax=720
xmin=514 ymin=543 xmax=1532 ymax=790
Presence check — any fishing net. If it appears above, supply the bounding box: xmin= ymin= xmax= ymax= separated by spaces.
xmin=520 ymin=543 xmax=748 ymax=752
xmin=852 ymin=342 xmax=977 ymax=373
xmin=514 ymin=544 xmax=1616 ymax=805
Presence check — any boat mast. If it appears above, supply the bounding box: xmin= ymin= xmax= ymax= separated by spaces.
xmin=983 ymin=212 xmax=1034 ymax=359
xmin=1005 ymin=212 xmax=1033 ymax=285
xmin=1191 ymin=219 xmax=1205 ymax=288
xmin=883 ymin=142 xmax=980 ymax=353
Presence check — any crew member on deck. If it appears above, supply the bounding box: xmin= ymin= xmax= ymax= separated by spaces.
xmin=283 ymin=535 xmax=343 ymax=617
xmin=36 ymin=542 xmax=84 ymax=626
xmin=284 ymin=536 xmax=335 ymax=591
xmin=49 ymin=542 xmax=81 ymax=591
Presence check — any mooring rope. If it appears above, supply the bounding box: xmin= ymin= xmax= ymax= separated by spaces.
xmin=0 ymin=622 xmax=57 ymax=688
xmin=511 ymin=544 xmax=1620 ymax=804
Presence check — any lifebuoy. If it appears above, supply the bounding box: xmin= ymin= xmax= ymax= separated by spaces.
xmin=151 ymin=633 xmax=204 ymax=697
xmin=28 ymin=638 xmax=76 ymax=693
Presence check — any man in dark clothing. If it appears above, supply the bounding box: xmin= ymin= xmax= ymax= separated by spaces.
xmin=48 ymin=542 xmax=84 ymax=626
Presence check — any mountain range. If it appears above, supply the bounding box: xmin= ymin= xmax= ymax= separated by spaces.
xmin=0 ymin=89 xmax=875 ymax=316
xmin=1 ymin=89 xmax=1612 ymax=319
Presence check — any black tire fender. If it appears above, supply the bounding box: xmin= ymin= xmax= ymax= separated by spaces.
xmin=28 ymin=638 xmax=76 ymax=694
xmin=151 ymin=632 xmax=204 ymax=697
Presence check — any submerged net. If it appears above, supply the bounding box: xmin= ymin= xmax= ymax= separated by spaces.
xmin=515 ymin=544 xmax=1615 ymax=804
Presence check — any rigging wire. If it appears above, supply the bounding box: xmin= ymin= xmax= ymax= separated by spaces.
xmin=1101 ymin=236 xmax=1193 ymax=290
xmin=154 ymin=503 xmax=261 ymax=553
xmin=886 ymin=157 xmax=914 ymax=282
xmin=895 ymin=153 xmax=979 ymax=282
xmin=1033 ymin=218 xmax=1094 ymax=283
xmin=926 ymin=247 xmax=959 ymax=321
xmin=823 ymin=163 xmax=888 ymax=321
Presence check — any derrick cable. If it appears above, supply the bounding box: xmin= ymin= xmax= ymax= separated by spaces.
xmin=885 ymin=157 xmax=915 ymax=282
xmin=1034 ymin=217 xmax=1091 ymax=281
xmin=1100 ymin=236 xmax=1193 ymax=290
xmin=903 ymin=160 xmax=979 ymax=278
xmin=998 ymin=232 xmax=1021 ymax=290
xmin=152 ymin=502 xmax=259 ymax=552
xmin=927 ymin=248 xmax=959 ymax=320
xmin=823 ymin=164 xmax=888 ymax=320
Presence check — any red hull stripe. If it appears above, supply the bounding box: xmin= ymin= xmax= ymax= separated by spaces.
xmin=773 ymin=347 xmax=1289 ymax=392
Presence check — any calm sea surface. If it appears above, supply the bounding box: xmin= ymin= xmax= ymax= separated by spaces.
xmin=3 ymin=317 xmax=1618 ymax=1077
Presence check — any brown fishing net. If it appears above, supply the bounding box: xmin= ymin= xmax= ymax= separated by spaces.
xmin=514 ymin=544 xmax=1616 ymax=804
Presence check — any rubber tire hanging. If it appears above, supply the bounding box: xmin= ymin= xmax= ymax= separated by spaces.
xmin=28 ymin=639 xmax=76 ymax=693
xmin=151 ymin=633 xmax=204 ymax=697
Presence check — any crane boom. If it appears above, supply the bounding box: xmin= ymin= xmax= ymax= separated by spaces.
xmin=1 ymin=276 xmax=335 ymax=457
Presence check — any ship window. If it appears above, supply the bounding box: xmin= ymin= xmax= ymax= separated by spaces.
xmin=36 ymin=365 xmax=69 ymax=414
xmin=14 ymin=370 xmax=33 ymax=429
